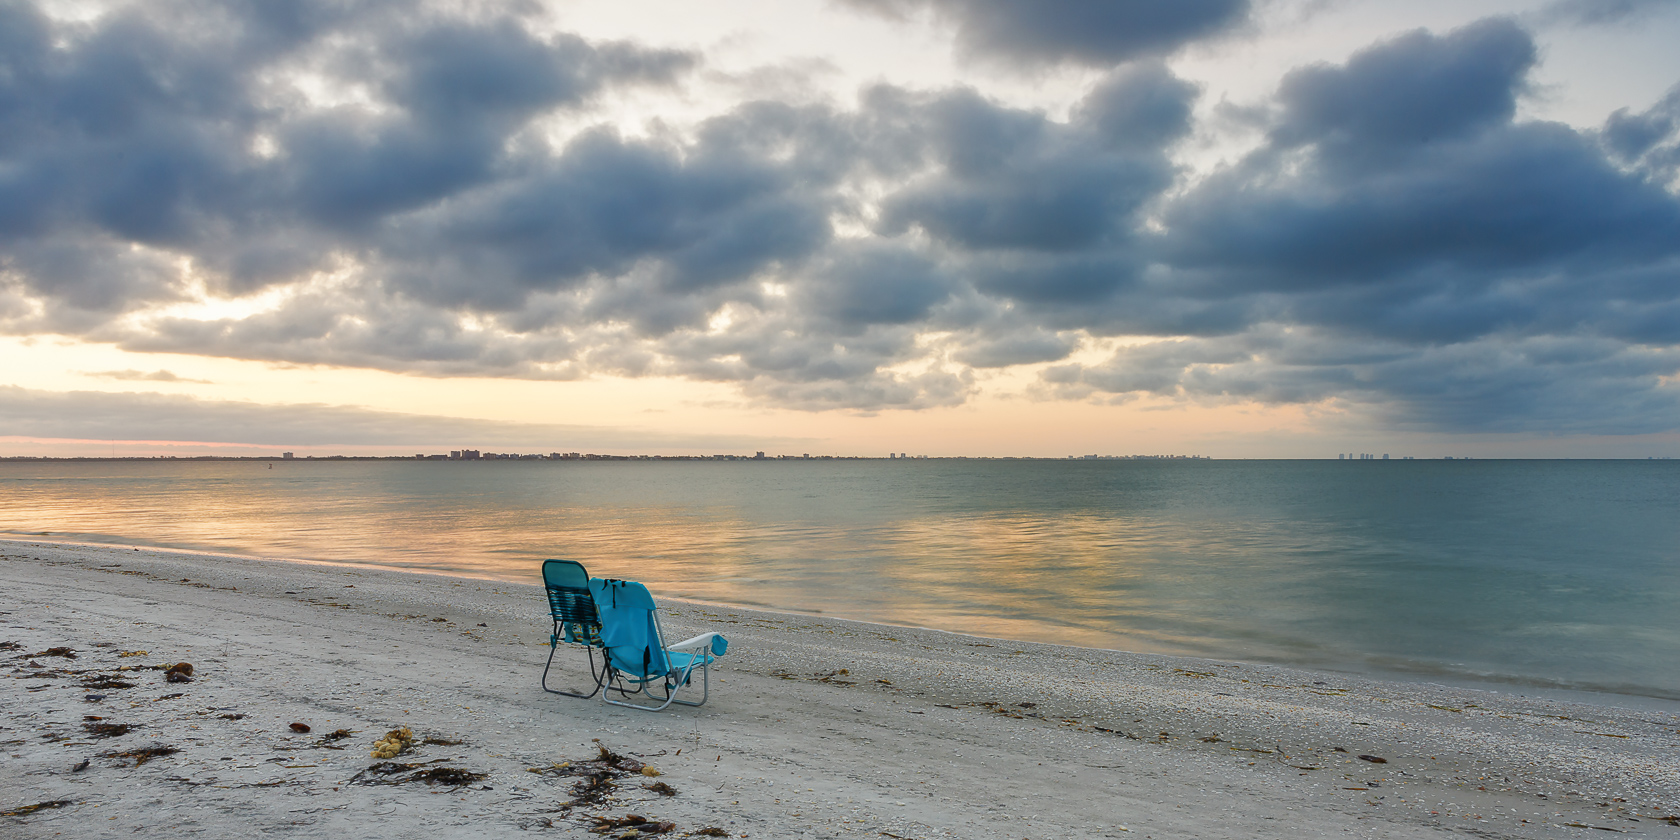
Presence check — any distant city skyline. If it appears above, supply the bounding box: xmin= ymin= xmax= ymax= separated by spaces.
xmin=3 ymin=0 xmax=1679 ymax=459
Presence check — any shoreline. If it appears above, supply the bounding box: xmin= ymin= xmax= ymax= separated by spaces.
xmin=5 ymin=540 xmax=1679 ymax=838
xmin=7 ymin=535 xmax=1676 ymax=715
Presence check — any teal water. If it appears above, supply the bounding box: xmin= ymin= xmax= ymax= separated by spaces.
xmin=3 ymin=459 xmax=1677 ymax=702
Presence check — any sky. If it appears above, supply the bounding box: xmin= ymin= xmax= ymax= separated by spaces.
xmin=2 ymin=0 xmax=1679 ymax=458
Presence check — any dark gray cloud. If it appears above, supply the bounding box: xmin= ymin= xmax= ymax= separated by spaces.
xmin=1269 ymin=19 xmax=1535 ymax=158
xmin=1158 ymin=20 xmax=1680 ymax=300
xmin=874 ymin=86 xmax=1178 ymax=252
xmin=3 ymin=2 xmax=1679 ymax=435
xmin=379 ymin=120 xmax=835 ymax=311
xmin=1603 ymin=83 xmax=1680 ymax=187
xmin=838 ymin=0 xmax=1250 ymax=66
xmin=1048 ymin=331 xmax=1680 ymax=434
xmin=0 ymin=0 xmax=693 ymax=310
xmin=1046 ymin=19 xmax=1680 ymax=433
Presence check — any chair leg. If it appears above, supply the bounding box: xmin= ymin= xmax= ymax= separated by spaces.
xmin=601 ymin=659 xmax=710 ymax=711
xmin=541 ymin=629 xmax=605 ymax=699
xmin=669 ymin=660 xmax=709 ymax=707
xmin=602 ymin=666 xmax=683 ymax=711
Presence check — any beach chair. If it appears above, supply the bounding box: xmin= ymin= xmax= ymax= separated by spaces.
xmin=540 ymin=559 xmax=607 ymax=699
xmin=589 ymin=578 xmax=728 ymax=711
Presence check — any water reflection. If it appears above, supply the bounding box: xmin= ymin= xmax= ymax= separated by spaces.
xmin=3 ymin=459 xmax=1677 ymax=700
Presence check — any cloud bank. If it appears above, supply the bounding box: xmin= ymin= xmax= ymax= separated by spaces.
xmin=0 ymin=386 xmax=793 ymax=451
xmin=2 ymin=1 xmax=1678 ymax=435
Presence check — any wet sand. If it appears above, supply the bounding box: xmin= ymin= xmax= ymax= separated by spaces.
xmin=3 ymin=540 xmax=1678 ymax=838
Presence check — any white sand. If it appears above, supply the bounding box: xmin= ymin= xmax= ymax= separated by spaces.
xmin=3 ymin=541 xmax=1678 ymax=839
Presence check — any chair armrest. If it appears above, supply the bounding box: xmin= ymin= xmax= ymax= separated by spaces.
xmin=668 ymin=632 xmax=728 ymax=657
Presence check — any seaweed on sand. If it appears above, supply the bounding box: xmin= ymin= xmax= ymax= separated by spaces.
xmin=80 ymin=676 xmax=136 ymax=690
xmin=586 ymin=814 xmax=674 ymax=835
xmin=527 ymin=740 xmax=656 ymax=808
xmin=1 ymin=800 xmax=74 ymax=817
xmin=351 ymin=761 xmax=486 ymax=787
xmin=82 ymin=722 xmax=135 ymax=739
xmin=103 ymin=745 xmax=178 ymax=766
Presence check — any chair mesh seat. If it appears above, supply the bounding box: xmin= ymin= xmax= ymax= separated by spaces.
xmin=540 ymin=559 xmax=606 ymax=698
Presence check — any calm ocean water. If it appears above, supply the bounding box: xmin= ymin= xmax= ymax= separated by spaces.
xmin=4 ymin=459 xmax=1677 ymax=702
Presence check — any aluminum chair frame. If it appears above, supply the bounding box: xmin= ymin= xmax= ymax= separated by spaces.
xmin=590 ymin=578 xmax=727 ymax=712
xmin=539 ymin=559 xmax=607 ymax=699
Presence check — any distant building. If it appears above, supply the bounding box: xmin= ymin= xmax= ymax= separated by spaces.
xmin=282 ymin=452 xmax=294 ymax=459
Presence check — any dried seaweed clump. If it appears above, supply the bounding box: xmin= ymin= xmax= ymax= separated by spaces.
xmin=410 ymin=766 xmax=486 ymax=786
xmin=587 ymin=814 xmax=674 ymax=836
xmin=80 ymin=676 xmax=137 ymax=690
xmin=531 ymin=741 xmax=658 ymax=809
xmin=371 ymin=726 xmax=415 ymax=759
xmin=1 ymin=800 xmax=73 ymax=817
xmin=351 ymin=761 xmax=486 ymax=787
xmin=83 ymin=722 xmax=135 ymax=739
xmin=164 ymin=663 xmax=194 ymax=683
xmin=103 ymin=745 xmax=178 ymax=767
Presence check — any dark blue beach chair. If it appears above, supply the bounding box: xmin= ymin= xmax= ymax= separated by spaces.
xmin=589 ymin=578 xmax=728 ymax=711
xmin=540 ymin=559 xmax=607 ymax=699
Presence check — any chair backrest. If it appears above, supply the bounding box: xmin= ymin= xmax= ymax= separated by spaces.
xmin=588 ymin=578 xmax=669 ymax=677
xmin=542 ymin=559 xmax=598 ymax=625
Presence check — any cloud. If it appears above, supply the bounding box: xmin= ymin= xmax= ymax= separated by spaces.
xmin=838 ymin=0 xmax=1251 ymax=66
xmin=1268 ymin=19 xmax=1535 ymax=158
xmin=874 ymin=85 xmax=1179 ymax=252
xmin=0 ymin=0 xmax=695 ymax=311
xmin=1602 ymin=83 xmax=1680 ymax=186
xmin=1160 ymin=20 xmax=1680 ymax=299
xmin=1046 ymin=330 xmax=1680 ymax=434
xmin=2 ymin=3 xmax=1679 ymax=437
xmin=1049 ymin=19 xmax=1680 ymax=433
xmin=1536 ymin=0 xmax=1677 ymax=27
xmin=82 ymin=369 xmax=212 ymax=384
xmin=0 ymin=385 xmax=800 ymax=451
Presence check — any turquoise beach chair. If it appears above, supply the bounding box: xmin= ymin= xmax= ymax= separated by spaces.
xmin=588 ymin=578 xmax=728 ymax=711
xmin=540 ymin=559 xmax=607 ymax=699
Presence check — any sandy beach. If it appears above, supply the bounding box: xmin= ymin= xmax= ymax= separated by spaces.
xmin=3 ymin=541 xmax=1677 ymax=839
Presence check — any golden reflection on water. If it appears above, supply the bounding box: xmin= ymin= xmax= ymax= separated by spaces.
xmin=1 ymin=461 xmax=1216 ymax=653
xmin=9 ymin=458 xmax=1680 ymax=701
